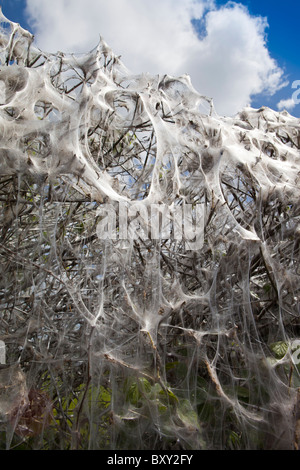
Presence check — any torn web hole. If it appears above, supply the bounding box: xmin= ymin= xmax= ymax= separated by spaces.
xmin=88 ymin=119 xmax=157 ymax=200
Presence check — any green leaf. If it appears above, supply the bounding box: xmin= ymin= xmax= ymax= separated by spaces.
xmin=195 ymin=377 xmax=209 ymax=404
xmin=165 ymin=387 xmax=179 ymax=404
xmin=228 ymin=431 xmax=242 ymax=449
xmin=263 ymin=283 xmax=271 ymax=293
xmin=236 ymin=386 xmax=250 ymax=401
xmin=177 ymin=399 xmax=199 ymax=429
xmin=166 ymin=361 xmax=187 ymax=379
xmin=125 ymin=377 xmax=152 ymax=406
xmin=269 ymin=341 xmax=288 ymax=359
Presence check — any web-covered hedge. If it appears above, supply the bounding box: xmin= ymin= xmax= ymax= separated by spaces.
xmin=0 ymin=10 xmax=300 ymax=450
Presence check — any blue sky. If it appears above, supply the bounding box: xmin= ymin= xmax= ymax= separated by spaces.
xmin=0 ymin=0 xmax=299 ymax=117
xmin=216 ymin=0 xmax=300 ymax=116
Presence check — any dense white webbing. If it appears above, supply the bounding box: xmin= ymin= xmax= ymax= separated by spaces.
xmin=1 ymin=10 xmax=300 ymax=450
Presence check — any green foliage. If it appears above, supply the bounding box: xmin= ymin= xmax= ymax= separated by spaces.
xmin=1 ymin=12 xmax=300 ymax=451
xmin=269 ymin=341 xmax=289 ymax=359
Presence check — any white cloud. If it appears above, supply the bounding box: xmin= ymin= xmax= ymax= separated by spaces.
xmin=25 ymin=0 xmax=286 ymax=116
xmin=277 ymin=97 xmax=296 ymax=111
xmin=25 ymin=0 xmax=211 ymax=73
xmin=184 ymin=3 xmax=287 ymax=114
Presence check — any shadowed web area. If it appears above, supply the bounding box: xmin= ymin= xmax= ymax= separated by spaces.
xmin=0 ymin=10 xmax=300 ymax=450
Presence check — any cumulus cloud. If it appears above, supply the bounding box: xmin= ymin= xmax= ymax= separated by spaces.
xmin=25 ymin=0 xmax=286 ymax=116
xmin=277 ymin=98 xmax=296 ymax=112
xmin=185 ymin=4 xmax=287 ymax=114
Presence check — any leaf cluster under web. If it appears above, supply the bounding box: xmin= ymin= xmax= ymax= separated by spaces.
xmin=0 ymin=10 xmax=300 ymax=449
